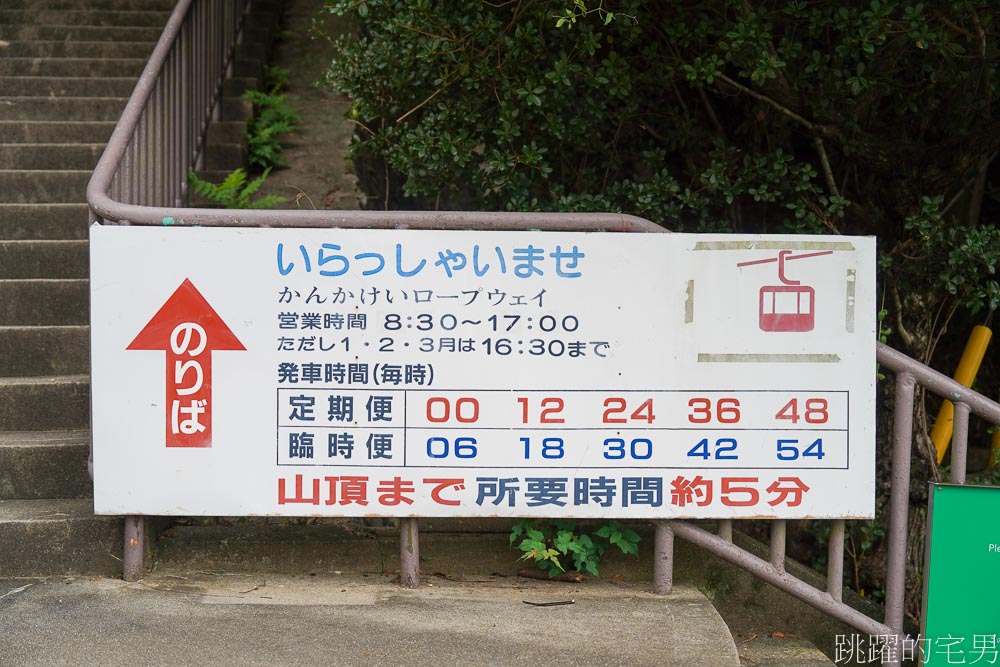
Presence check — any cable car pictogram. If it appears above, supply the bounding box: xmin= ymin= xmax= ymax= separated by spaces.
xmin=736 ymin=250 xmax=833 ymax=333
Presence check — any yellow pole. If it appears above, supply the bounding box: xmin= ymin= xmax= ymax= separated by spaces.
xmin=931 ymin=325 xmax=992 ymax=463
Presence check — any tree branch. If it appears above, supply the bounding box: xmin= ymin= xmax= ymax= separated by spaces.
xmin=716 ymin=72 xmax=815 ymax=130
xmin=814 ymin=136 xmax=841 ymax=199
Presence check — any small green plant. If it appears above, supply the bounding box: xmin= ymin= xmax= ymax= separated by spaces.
xmin=510 ymin=519 xmax=640 ymax=578
xmin=242 ymin=67 xmax=300 ymax=170
xmin=188 ymin=167 xmax=286 ymax=209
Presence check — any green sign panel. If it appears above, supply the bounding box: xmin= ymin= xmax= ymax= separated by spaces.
xmin=922 ymin=483 xmax=1000 ymax=661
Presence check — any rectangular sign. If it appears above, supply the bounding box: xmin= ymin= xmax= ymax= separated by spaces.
xmin=922 ymin=484 xmax=1000 ymax=656
xmin=90 ymin=226 xmax=875 ymax=518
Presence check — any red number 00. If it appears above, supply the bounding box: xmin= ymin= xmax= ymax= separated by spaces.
xmin=426 ymin=397 xmax=480 ymax=423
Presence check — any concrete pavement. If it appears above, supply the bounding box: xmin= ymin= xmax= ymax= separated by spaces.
xmin=0 ymin=572 xmax=740 ymax=666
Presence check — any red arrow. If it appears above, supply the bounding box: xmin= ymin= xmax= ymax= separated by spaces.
xmin=127 ymin=279 xmax=245 ymax=448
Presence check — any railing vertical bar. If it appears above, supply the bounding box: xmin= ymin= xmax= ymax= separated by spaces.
xmin=827 ymin=519 xmax=845 ymax=601
xmin=123 ymin=516 xmax=144 ymax=581
xmin=718 ymin=519 xmax=733 ymax=543
xmin=152 ymin=81 xmax=162 ymax=207
xmin=176 ymin=43 xmax=184 ymax=205
xmin=169 ymin=47 xmax=178 ymax=207
xmin=144 ymin=109 xmax=152 ymax=205
xmin=192 ymin=0 xmax=200 ymax=170
xmin=137 ymin=115 xmax=146 ymax=205
xmin=884 ymin=372 xmax=916 ymax=663
xmin=111 ymin=165 xmax=120 ymax=204
xmin=210 ymin=1 xmax=217 ymax=124
xmin=123 ymin=137 xmax=133 ymax=206
xmin=159 ymin=74 xmax=167 ymax=206
xmin=770 ymin=520 xmax=786 ymax=573
xmin=654 ymin=521 xmax=674 ymax=594
xmin=399 ymin=517 xmax=419 ymax=588
xmin=951 ymin=402 xmax=971 ymax=485
xmin=180 ymin=22 xmax=191 ymax=198
xmin=194 ymin=0 xmax=206 ymax=170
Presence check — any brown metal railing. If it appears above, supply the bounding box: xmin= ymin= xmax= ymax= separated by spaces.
xmin=653 ymin=344 xmax=1000 ymax=660
xmin=89 ymin=0 xmax=247 ymax=217
xmin=86 ymin=1 xmax=1000 ymax=662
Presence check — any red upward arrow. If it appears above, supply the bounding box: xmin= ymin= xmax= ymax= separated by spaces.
xmin=128 ymin=279 xmax=245 ymax=448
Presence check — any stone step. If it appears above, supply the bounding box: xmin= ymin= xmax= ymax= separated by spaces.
xmin=0 ymin=41 xmax=155 ymax=59
xmin=0 ymin=97 xmax=128 ymax=122
xmin=0 ymin=9 xmax=169 ymax=27
xmin=0 ymin=170 xmax=91 ymax=204
xmin=207 ymin=120 xmax=249 ymax=145
xmin=204 ymin=142 xmax=247 ymax=170
xmin=1 ymin=0 xmax=174 ymax=10
xmin=0 ymin=240 xmax=88 ymax=279
xmin=0 ymin=121 xmax=115 ymax=144
xmin=0 ymin=374 xmax=89 ymax=431
xmin=0 ymin=25 xmax=163 ymax=42
xmin=737 ymin=636 xmax=836 ymax=666
xmin=0 ymin=498 xmax=121 ymax=577
xmin=0 ymin=143 xmax=105 ymax=170
xmin=0 ymin=98 xmax=247 ymax=125
xmin=0 ymin=77 xmax=136 ymax=98
xmin=0 ymin=203 xmax=89 ymax=240
xmin=0 ymin=280 xmax=88 ymax=326
xmin=0 ymin=57 xmax=145 ymax=78
xmin=0 ymin=325 xmax=89 ymax=376
xmin=0 ymin=430 xmax=91 ymax=500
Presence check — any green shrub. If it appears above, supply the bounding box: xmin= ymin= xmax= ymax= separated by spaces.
xmin=510 ymin=519 xmax=639 ymax=577
xmin=325 ymin=1 xmax=1000 ymax=354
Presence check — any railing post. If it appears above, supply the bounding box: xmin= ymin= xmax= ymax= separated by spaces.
xmin=951 ymin=402 xmax=971 ymax=484
xmin=654 ymin=521 xmax=674 ymax=594
xmin=884 ymin=372 xmax=916 ymax=664
xmin=769 ymin=520 xmax=786 ymax=573
xmin=717 ymin=518 xmax=733 ymax=543
xmin=827 ymin=519 xmax=845 ymax=602
xmin=400 ymin=517 xmax=419 ymax=588
xmin=123 ymin=516 xmax=145 ymax=581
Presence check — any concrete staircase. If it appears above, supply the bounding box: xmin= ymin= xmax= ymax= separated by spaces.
xmin=0 ymin=0 xmax=281 ymax=578
xmin=0 ymin=0 xmax=180 ymax=577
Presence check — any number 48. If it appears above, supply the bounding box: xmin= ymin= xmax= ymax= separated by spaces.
xmin=775 ymin=398 xmax=829 ymax=424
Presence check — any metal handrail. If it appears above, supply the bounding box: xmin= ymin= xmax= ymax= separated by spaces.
xmin=654 ymin=343 xmax=1000 ymax=662
xmin=83 ymin=2 xmax=660 ymax=233
xmin=84 ymin=1 xmax=1000 ymax=663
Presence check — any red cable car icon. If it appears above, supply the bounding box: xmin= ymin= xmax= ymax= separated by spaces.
xmin=737 ymin=250 xmax=833 ymax=333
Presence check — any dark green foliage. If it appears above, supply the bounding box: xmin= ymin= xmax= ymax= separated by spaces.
xmin=243 ymin=66 xmax=300 ymax=169
xmin=188 ymin=168 xmax=286 ymax=209
xmin=325 ymin=1 xmax=1000 ymax=357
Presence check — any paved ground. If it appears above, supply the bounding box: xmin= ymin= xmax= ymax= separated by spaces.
xmin=0 ymin=573 xmax=740 ymax=666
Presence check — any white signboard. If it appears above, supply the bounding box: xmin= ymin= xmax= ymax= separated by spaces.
xmin=90 ymin=226 xmax=875 ymax=519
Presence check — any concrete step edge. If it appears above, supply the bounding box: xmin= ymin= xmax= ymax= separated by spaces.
xmin=0 ymin=170 xmax=93 ymax=175
xmin=0 ymin=374 xmax=89 ymax=387
xmin=0 ymin=97 xmax=128 ymax=103
xmin=0 ymin=58 xmax=145 ymax=65
xmin=0 ymin=240 xmax=89 ymax=249
xmin=0 ymin=429 xmax=90 ymax=446
xmin=0 ymin=143 xmax=106 ymax=148
xmin=0 ymin=239 xmax=89 ymax=245
xmin=0 ymin=40 xmax=157 ymax=47
xmin=0 ymin=77 xmax=136 ymax=85
xmin=0 ymin=325 xmax=89 ymax=332
xmin=0 ymin=498 xmax=102 ymax=522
